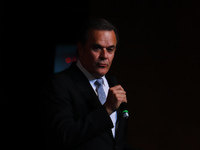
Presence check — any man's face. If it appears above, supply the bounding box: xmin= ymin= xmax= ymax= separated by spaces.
xmin=78 ymin=29 xmax=117 ymax=78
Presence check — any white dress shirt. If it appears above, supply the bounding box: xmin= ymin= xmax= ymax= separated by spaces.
xmin=76 ymin=60 xmax=117 ymax=137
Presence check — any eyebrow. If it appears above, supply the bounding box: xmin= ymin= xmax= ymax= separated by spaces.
xmin=92 ymin=44 xmax=116 ymax=49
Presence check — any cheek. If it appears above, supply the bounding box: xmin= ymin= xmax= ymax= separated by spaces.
xmin=85 ymin=52 xmax=95 ymax=60
xmin=90 ymin=53 xmax=99 ymax=62
xmin=108 ymin=55 xmax=115 ymax=63
xmin=85 ymin=54 xmax=98 ymax=68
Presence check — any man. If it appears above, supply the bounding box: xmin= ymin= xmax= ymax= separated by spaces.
xmin=41 ymin=18 xmax=137 ymax=150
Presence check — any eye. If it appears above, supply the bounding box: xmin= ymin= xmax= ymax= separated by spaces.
xmin=107 ymin=47 xmax=115 ymax=53
xmin=92 ymin=45 xmax=102 ymax=52
xmin=107 ymin=48 xmax=113 ymax=51
xmin=94 ymin=46 xmax=101 ymax=50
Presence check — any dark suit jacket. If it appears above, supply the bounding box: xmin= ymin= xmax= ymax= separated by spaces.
xmin=40 ymin=62 xmax=134 ymax=150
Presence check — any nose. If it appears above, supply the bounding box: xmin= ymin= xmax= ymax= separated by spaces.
xmin=99 ymin=48 xmax=108 ymax=59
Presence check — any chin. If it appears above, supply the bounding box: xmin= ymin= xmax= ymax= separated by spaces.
xmin=92 ymin=67 xmax=109 ymax=78
xmin=95 ymin=71 xmax=108 ymax=78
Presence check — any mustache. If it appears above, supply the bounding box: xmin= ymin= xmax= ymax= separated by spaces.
xmin=96 ymin=60 xmax=109 ymax=65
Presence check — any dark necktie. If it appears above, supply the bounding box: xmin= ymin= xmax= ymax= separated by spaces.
xmin=94 ymin=78 xmax=106 ymax=105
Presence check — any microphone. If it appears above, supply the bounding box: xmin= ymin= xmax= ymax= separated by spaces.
xmin=120 ymin=103 xmax=129 ymax=119
xmin=109 ymin=77 xmax=129 ymax=119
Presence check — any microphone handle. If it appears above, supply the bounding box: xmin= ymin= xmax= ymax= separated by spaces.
xmin=120 ymin=102 xmax=129 ymax=119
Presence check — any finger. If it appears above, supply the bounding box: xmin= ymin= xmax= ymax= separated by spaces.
xmin=110 ymin=87 xmax=126 ymax=94
xmin=115 ymin=93 xmax=127 ymax=101
xmin=116 ymin=90 xmax=126 ymax=94
xmin=112 ymin=89 xmax=126 ymax=95
xmin=112 ymin=85 xmax=124 ymax=91
xmin=117 ymin=97 xmax=127 ymax=103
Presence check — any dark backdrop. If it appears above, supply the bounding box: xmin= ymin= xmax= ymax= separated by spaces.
xmin=1 ymin=0 xmax=200 ymax=150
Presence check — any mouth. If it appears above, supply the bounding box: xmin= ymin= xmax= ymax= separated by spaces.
xmin=97 ymin=62 xmax=108 ymax=67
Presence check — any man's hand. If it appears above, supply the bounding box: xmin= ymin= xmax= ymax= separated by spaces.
xmin=104 ymin=85 xmax=127 ymax=115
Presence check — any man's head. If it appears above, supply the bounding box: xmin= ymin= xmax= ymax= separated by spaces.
xmin=77 ymin=18 xmax=118 ymax=78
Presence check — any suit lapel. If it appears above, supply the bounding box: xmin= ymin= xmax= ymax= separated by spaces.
xmin=68 ymin=63 xmax=102 ymax=109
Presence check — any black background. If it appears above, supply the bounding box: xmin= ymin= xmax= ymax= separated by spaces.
xmin=1 ymin=0 xmax=200 ymax=149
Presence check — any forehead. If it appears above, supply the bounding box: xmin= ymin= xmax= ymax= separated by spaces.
xmin=86 ymin=29 xmax=117 ymax=46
